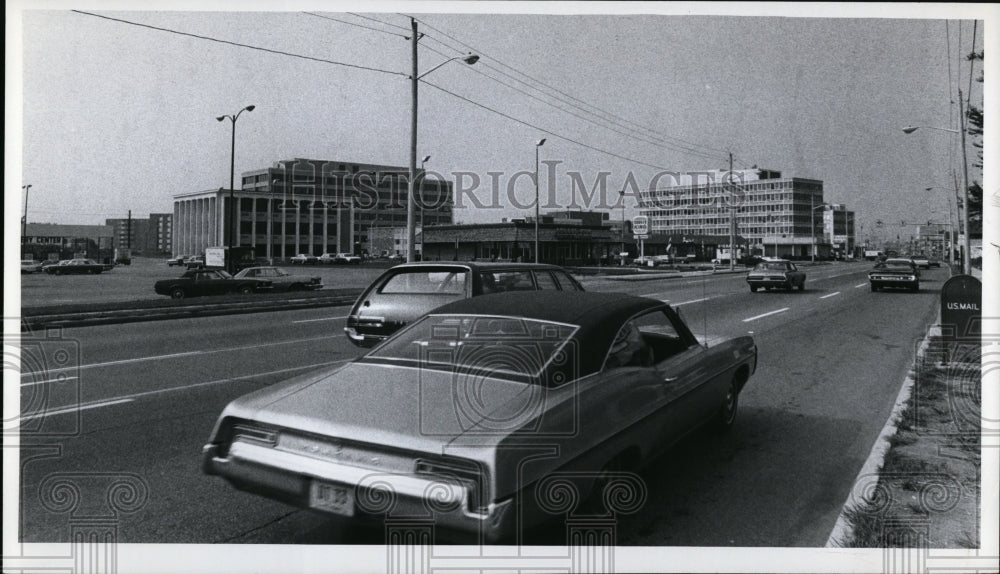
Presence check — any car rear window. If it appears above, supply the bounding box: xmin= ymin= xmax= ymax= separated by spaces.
xmin=551 ymin=269 xmax=582 ymax=290
xmin=380 ymin=270 xmax=468 ymax=294
xmin=366 ymin=314 xmax=579 ymax=382
xmin=481 ymin=270 xmax=535 ymax=293
xmin=533 ymin=271 xmax=559 ymax=290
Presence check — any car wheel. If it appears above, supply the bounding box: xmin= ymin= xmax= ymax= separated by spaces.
xmin=749 ymin=285 xmax=758 ymax=292
xmin=797 ymin=281 xmax=805 ymax=291
xmin=870 ymin=284 xmax=878 ymax=292
xmin=715 ymin=380 xmax=739 ymax=430
xmin=238 ymin=285 xmax=254 ymax=295
xmin=911 ymin=284 xmax=919 ymax=293
xmin=170 ymin=288 xmax=186 ymax=300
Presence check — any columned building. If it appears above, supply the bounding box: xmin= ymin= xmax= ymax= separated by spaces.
xmin=639 ymin=169 xmax=852 ymax=259
xmin=172 ymin=158 xmax=453 ymax=258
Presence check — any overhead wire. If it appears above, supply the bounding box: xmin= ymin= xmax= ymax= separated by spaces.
xmin=408 ymin=14 xmax=735 ymax=161
xmin=303 ymin=12 xmax=409 ymax=38
xmin=72 ymin=10 xmax=408 ymax=77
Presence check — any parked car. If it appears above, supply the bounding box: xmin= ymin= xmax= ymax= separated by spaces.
xmin=167 ymin=254 xmax=192 ymax=267
xmin=869 ymin=258 xmax=920 ymax=292
xmin=345 ymin=262 xmax=585 ymax=347
xmin=21 ymin=259 xmax=43 ymax=274
xmin=185 ymin=256 xmax=206 ymax=270
xmin=44 ymin=259 xmax=111 ymax=275
xmin=290 ymin=254 xmax=319 ymax=265
xmin=318 ymin=253 xmax=338 ymax=264
xmin=234 ymin=266 xmax=323 ymax=292
xmin=333 ymin=253 xmax=362 ymax=265
xmin=154 ymin=269 xmax=272 ymax=299
xmin=202 ymin=291 xmax=757 ymax=542
xmin=746 ymin=260 xmax=806 ymax=292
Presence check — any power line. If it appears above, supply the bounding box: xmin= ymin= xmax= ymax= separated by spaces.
xmin=346 ymin=12 xmax=411 ymax=33
xmin=72 ymin=10 xmax=407 ymax=77
xmin=409 ymin=15 xmax=733 ymax=160
xmin=421 ymin=79 xmax=677 ymax=172
xmin=303 ymin=12 xmax=408 ymax=38
xmin=419 ymin=42 xmax=724 ymax=165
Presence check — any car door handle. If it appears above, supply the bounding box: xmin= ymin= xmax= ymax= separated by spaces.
xmin=663 ymin=376 xmax=678 ymax=383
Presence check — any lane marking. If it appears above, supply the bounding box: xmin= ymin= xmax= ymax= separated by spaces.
xmin=742 ymin=308 xmax=789 ymax=322
xmin=292 ymin=315 xmax=349 ymax=324
xmin=673 ymin=297 xmax=711 ymax=307
xmin=820 ymin=291 xmax=841 ymax=299
xmin=19 ymin=398 xmax=134 ymax=421
xmin=20 ymin=334 xmax=340 ymax=377
xmin=855 ymin=283 xmax=868 ymax=288
xmin=16 ymin=360 xmax=352 ymax=416
xmin=21 ymin=376 xmax=80 ymax=388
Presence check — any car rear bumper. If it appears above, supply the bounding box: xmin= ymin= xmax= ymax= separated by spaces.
xmin=746 ymin=276 xmax=791 ymax=286
xmin=202 ymin=442 xmax=514 ymax=541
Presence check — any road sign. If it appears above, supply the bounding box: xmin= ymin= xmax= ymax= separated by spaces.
xmin=634 ymin=234 xmax=648 ymax=240
xmin=631 ymin=215 xmax=649 ymax=235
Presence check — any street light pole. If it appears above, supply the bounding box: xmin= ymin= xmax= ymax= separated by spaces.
xmin=21 ymin=184 xmax=32 ymax=248
xmin=811 ymin=196 xmax=829 ymax=263
xmin=217 ymin=104 xmax=255 ymax=273
xmin=534 ymin=138 xmax=546 ymax=263
xmin=419 ymin=155 xmax=430 ymax=256
xmin=407 ymin=18 xmax=479 ymax=263
xmin=902 ymin=111 xmax=971 ymax=274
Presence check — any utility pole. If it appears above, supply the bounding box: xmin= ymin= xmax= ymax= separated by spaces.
xmin=957 ymin=88 xmax=972 ymax=275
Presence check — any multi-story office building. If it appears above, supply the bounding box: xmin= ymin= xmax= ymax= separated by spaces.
xmin=639 ymin=169 xmax=852 ymax=259
xmin=172 ymin=158 xmax=453 ymax=258
xmin=821 ymin=204 xmax=856 ymax=256
xmin=105 ymin=213 xmax=173 ymax=255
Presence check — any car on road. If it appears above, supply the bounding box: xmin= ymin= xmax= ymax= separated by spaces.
xmin=911 ymin=255 xmax=931 ymax=269
xmin=44 ymin=258 xmax=111 ymax=275
xmin=332 ymin=252 xmax=362 ymax=265
xmin=234 ymin=266 xmax=323 ymax=292
xmin=167 ymin=254 xmax=192 ymax=266
xmin=21 ymin=259 xmax=43 ymax=274
xmin=202 ymin=291 xmax=757 ymax=542
xmin=154 ymin=269 xmax=273 ymax=299
xmin=927 ymin=257 xmax=942 ymax=268
xmin=290 ymin=253 xmax=319 ymax=265
xmin=869 ymin=258 xmax=920 ymax=292
xmin=746 ymin=260 xmax=806 ymax=292
xmin=345 ymin=262 xmax=585 ymax=347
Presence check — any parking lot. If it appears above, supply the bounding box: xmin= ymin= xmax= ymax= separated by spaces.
xmin=18 ymin=257 xmax=391 ymax=307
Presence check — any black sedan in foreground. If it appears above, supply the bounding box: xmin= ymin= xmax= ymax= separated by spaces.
xmin=345 ymin=262 xmax=584 ymax=347
xmin=203 ymin=291 xmax=757 ymax=542
xmin=154 ymin=269 xmax=272 ymax=299
xmin=869 ymin=258 xmax=920 ymax=292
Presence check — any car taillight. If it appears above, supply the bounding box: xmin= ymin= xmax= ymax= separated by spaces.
xmin=415 ymin=458 xmax=487 ymax=514
xmin=232 ymin=423 xmax=278 ymax=447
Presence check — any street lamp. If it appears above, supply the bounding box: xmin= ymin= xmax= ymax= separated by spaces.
xmin=810 ymin=197 xmax=831 ymax=263
xmin=217 ymin=104 xmax=255 ymax=272
xmin=21 ymin=184 xmax=32 ymax=248
xmin=534 ymin=138 xmax=546 ymax=263
xmin=902 ymin=89 xmax=972 ymax=274
xmin=407 ymin=19 xmax=479 ymax=263
xmin=419 ymin=155 xmax=430 ymax=255
xmin=619 ymin=189 xmax=626 ymax=266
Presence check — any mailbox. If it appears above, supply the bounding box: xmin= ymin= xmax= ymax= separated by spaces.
xmin=940 ymin=275 xmax=982 ymax=339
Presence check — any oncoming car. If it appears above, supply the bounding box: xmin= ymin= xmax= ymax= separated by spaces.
xmin=202 ymin=291 xmax=757 ymax=542
xmin=345 ymin=262 xmax=584 ymax=347
xmin=869 ymin=258 xmax=920 ymax=292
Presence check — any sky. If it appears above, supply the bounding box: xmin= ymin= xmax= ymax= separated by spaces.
xmin=7 ymin=2 xmax=995 ymax=247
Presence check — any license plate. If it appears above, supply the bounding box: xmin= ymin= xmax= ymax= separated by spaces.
xmin=309 ymin=480 xmax=355 ymax=517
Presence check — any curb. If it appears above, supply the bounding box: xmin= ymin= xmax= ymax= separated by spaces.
xmin=824 ymin=312 xmax=941 ymax=547
xmin=21 ymin=293 xmax=361 ymax=331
